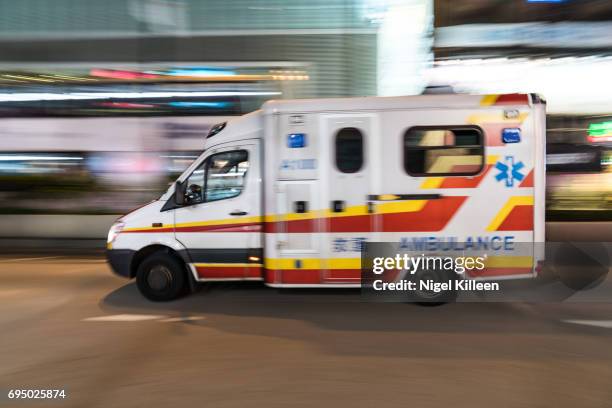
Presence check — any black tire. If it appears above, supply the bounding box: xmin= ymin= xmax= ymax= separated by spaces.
xmin=136 ymin=253 xmax=187 ymax=301
xmin=409 ymin=268 xmax=458 ymax=306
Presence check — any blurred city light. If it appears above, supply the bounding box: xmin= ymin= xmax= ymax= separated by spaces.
xmin=0 ymin=0 xmax=608 ymax=242
xmin=588 ymin=121 xmax=612 ymax=142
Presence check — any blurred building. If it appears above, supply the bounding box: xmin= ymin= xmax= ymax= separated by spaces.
xmin=0 ymin=0 xmax=609 ymax=242
xmin=0 ymin=0 xmax=381 ymax=98
xmin=0 ymin=0 xmax=389 ymax=240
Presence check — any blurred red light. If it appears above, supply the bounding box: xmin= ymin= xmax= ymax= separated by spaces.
xmin=90 ymin=69 xmax=159 ymax=80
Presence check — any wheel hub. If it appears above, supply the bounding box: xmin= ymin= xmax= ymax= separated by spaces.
xmin=147 ymin=265 xmax=173 ymax=291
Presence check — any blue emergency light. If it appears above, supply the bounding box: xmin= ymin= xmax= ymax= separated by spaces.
xmin=502 ymin=128 xmax=521 ymax=144
xmin=287 ymin=133 xmax=307 ymax=148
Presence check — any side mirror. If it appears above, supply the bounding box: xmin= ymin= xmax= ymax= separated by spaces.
xmin=174 ymin=181 xmax=185 ymax=206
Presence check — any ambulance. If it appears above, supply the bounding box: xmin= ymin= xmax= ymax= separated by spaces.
xmin=106 ymin=93 xmax=546 ymax=301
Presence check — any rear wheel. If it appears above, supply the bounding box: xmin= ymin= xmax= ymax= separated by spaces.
xmin=409 ymin=268 xmax=458 ymax=306
xmin=136 ymin=253 xmax=187 ymax=301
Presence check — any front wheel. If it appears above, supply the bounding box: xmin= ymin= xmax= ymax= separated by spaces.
xmin=136 ymin=253 xmax=187 ymax=301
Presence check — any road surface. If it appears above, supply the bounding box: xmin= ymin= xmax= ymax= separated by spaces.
xmin=1 ymin=256 xmax=612 ymax=407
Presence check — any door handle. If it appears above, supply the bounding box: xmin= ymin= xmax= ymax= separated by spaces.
xmin=230 ymin=210 xmax=248 ymax=216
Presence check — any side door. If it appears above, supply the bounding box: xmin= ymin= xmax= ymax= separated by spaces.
xmin=322 ymin=115 xmax=375 ymax=283
xmin=273 ymin=113 xmax=323 ymax=285
xmin=174 ymin=140 xmax=262 ymax=280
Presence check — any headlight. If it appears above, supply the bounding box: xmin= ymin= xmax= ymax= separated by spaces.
xmin=107 ymin=221 xmax=126 ymax=244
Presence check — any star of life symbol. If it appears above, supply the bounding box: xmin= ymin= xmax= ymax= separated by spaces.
xmin=495 ymin=156 xmax=525 ymax=187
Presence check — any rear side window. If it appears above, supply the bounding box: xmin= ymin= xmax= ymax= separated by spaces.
xmin=335 ymin=127 xmax=364 ymax=173
xmin=403 ymin=126 xmax=484 ymax=176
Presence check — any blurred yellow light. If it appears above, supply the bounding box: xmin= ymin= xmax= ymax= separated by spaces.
xmin=3 ymin=74 xmax=55 ymax=83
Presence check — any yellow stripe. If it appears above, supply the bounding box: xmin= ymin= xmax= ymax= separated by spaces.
xmin=264 ymin=258 xmax=361 ymax=270
xmin=468 ymin=112 xmax=529 ymax=124
xmin=265 ymin=258 xmax=322 ymax=270
xmin=175 ymin=215 xmax=263 ymax=228
xmin=484 ymin=256 xmax=533 ymax=268
xmin=265 ymin=199 xmax=426 ymax=223
xmin=123 ymin=225 xmax=170 ymax=232
xmin=480 ymin=94 xmax=499 ymax=106
xmin=264 ymin=257 xmax=531 ymax=270
xmin=486 ymin=155 xmax=500 ymax=165
xmin=193 ymin=263 xmax=263 ymax=268
xmin=486 ymin=196 xmax=534 ymax=231
xmin=377 ymin=194 xmax=400 ymax=201
xmin=123 ymin=215 xmax=264 ymax=232
xmin=265 ymin=205 xmax=373 ymax=222
xmin=265 ymin=210 xmax=324 ymax=222
xmin=126 ymin=197 xmax=431 ymax=232
xmin=420 ymin=177 xmax=444 ymax=189
xmin=376 ymin=200 xmax=427 ymax=214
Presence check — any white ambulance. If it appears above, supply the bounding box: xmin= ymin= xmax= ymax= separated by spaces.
xmin=106 ymin=93 xmax=546 ymax=301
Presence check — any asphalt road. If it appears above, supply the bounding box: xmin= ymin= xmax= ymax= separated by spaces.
xmin=2 ymin=256 xmax=612 ymax=408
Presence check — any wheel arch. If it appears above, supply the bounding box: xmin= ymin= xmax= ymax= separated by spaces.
xmin=130 ymin=244 xmax=191 ymax=280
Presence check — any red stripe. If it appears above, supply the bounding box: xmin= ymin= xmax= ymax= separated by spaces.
xmin=288 ymin=218 xmax=316 ymax=234
xmin=122 ymin=227 xmax=174 ymax=233
xmin=325 ymin=269 xmax=361 ymax=281
xmin=281 ymin=269 xmax=321 ymax=284
xmin=494 ymin=94 xmax=530 ymax=105
xmin=519 ymin=170 xmax=534 ymax=188
xmin=268 ymin=196 xmax=466 ymax=234
xmin=264 ymin=219 xmax=315 ymax=233
xmin=175 ymin=223 xmax=262 ymax=233
xmin=196 ymin=266 xmax=245 ymax=279
xmin=438 ymin=165 xmax=491 ymax=189
xmin=196 ymin=265 xmax=263 ymax=279
xmin=328 ymin=214 xmax=373 ymax=233
xmin=497 ymin=205 xmax=534 ymax=231
xmin=381 ymin=196 xmax=466 ymax=232
xmin=245 ymin=266 xmax=264 ymax=278
xmin=265 ymin=269 xmax=279 ymax=284
xmin=123 ymin=222 xmax=262 ymax=234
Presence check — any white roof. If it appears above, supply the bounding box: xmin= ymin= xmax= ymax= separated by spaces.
xmin=204 ymin=110 xmax=263 ymax=147
xmin=262 ymin=94 xmax=532 ymax=114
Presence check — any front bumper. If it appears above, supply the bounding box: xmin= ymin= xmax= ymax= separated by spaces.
xmin=106 ymin=249 xmax=136 ymax=278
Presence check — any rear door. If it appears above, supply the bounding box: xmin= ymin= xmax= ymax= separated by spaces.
xmin=174 ymin=140 xmax=262 ymax=280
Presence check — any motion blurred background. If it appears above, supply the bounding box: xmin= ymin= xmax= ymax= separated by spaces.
xmin=0 ymin=0 xmax=609 ymax=249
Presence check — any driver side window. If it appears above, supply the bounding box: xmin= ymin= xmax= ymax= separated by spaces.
xmin=184 ymin=150 xmax=249 ymax=205
xmin=184 ymin=161 xmax=206 ymax=204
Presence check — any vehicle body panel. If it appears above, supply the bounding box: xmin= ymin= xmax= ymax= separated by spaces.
xmin=107 ymin=94 xmax=546 ymax=287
